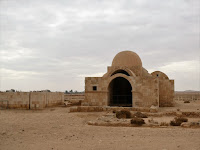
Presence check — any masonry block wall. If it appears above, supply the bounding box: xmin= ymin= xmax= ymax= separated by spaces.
xmin=83 ymin=74 xmax=161 ymax=107
xmin=0 ymin=92 xmax=64 ymax=109
xmin=46 ymin=92 xmax=64 ymax=107
xmin=135 ymin=78 xmax=159 ymax=107
xmin=30 ymin=92 xmax=47 ymax=109
xmin=151 ymin=71 xmax=174 ymax=107
xmin=83 ymin=77 xmax=107 ymax=106
xmin=64 ymin=94 xmax=85 ymax=102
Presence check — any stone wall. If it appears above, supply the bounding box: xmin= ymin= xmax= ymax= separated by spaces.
xmin=83 ymin=77 xmax=107 ymax=106
xmin=64 ymin=94 xmax=85 ymax=102
xmin=0 ymin=92 xmax=29 ymax=109
xmin=30 ymin=92 xmax=46 ymax=109
xmin=83 ymin=92 xmax=107 ymax=106
xmin=135 ymin=77 xmax=159 ymax=107
xmin=83 ymin=75 xmax=160 ymax=107
xmin=151 ymin=71 xmax=174 ymax=107
xmin=0 ymin=92 xmax=64 ymax=109
xmin=159 ymin=80 xmax=174 ymax=107
xmin=46 ymin=92 xmax=64 ymax=107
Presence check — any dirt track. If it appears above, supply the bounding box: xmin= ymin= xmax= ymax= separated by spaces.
xmin=0 ymin=105 xmax=200 ymax=150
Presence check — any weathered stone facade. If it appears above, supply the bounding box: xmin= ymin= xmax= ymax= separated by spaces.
xmin=82 ymin=51 xmax=174 ymax=107
xmin=0 ymin=92 xmax=64 ymax=109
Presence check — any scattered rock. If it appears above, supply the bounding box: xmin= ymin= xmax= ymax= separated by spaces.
xmin=1 ymin=131 xmax=6 ymax=135
xmin=150 ymin=105 xmax=158 ymax=113
xmin=181 ymin=122 xmax=191 ymax=128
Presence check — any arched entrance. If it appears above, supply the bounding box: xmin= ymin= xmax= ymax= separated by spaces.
xmin=109 ymin=77 xmax=132 ymax=107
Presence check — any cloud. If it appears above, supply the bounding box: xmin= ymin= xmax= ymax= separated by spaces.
xmin=159 ymin=60 xmax=198 ymax=73
xmin=0 ymin=68 xmax=43 ymax=80
xmin=0 ymin=0 xmax=199 ymax=91
xmin=78 ymin=72 xmax=105 ymax=78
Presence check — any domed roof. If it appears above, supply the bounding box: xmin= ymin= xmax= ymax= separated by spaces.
xmin=112 ymin=51 xmax=142 ymax=67
xmin=151 ymin=71 xmax=169 ymax=79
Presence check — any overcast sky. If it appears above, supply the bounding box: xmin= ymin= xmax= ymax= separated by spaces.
xmin=0 ymin=0 xmax=199 ymax=92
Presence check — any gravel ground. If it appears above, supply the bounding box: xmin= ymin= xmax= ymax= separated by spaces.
xmin=0 ymin=104 xmax=200 ymax=150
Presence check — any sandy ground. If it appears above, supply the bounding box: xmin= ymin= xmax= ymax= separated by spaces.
xmin=159 ymin=100 xmax=200 ymax=112
xmin=0 ymin=101 xmax=200 ymax=150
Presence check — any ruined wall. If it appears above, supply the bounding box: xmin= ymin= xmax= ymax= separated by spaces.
xmin=30 ymin=92 xmax=46 ymax=109
xmin=0 ymin=92 xmax=29 ymax=109
xmin=0 ymin=92 xmax=64 ymax=109
xmin=46 ymin=92 xmax=64 ymax=107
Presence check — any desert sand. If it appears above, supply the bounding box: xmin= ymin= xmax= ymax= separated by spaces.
xmin=0 ymin=101 xmax=200 ymax=150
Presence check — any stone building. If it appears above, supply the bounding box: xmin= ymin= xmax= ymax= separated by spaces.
xmin=82 ymin=51 xmax=174 ymax=107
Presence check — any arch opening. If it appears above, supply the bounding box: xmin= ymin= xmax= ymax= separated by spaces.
xmin=108 ymin=77 xmax=132 ymax=107
xmin=111 ymin=70 xmax=130 ymax=76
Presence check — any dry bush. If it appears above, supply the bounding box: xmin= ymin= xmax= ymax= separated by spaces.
xmin=182 ymin=112 xmax=200 ymax=117
xmin=170 ymin=120 xmax=181 ymax=126
xmin=133 ymin=112 xmax=148 ymax=118
xmin=170 ymin=117 xmax=188 ymax=126
xmin=176 ymin=117 xmax=188 ymax=122
xmin=190 ymin=122 xmax=200 ymax=127
xmin=184 ymin=100 xmax=190 ymax=103
xmin=116 ymin=110 xmax=131 ymax=119
xmin=130 ymin=118 xmax=145 ymax=126
xmin=160 ymin=122 xmax=169 ymax=126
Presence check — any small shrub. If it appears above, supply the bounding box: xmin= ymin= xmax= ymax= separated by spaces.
xmin=116 ymin=110 xmax=131 ymax=119
xmin=170 ymin=117 xmax=188 ymax=126
xmin=130 ymin=118 xmax=145 ymax=126
xmin=184 ymin=101 xmax=190 ymax=103
xmin=190 ymin=122 xmax=200 ymax=127
xmin=133 ymin=112 xmax=148 ymax=118
xmin=170 ymin=120 xmax=181 ymax=126
xmin=176 ymin=117 xmax=188 ymax=123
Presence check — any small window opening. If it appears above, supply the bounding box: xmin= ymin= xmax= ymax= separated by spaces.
xmin=157 ymin=74 xmax=159 ymax=77
xmin=93 ymin=86 xmax=97 ymax=91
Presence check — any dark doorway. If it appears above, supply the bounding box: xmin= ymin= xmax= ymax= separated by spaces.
xmin=109 ymin=77 xmax=132 ymax=107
